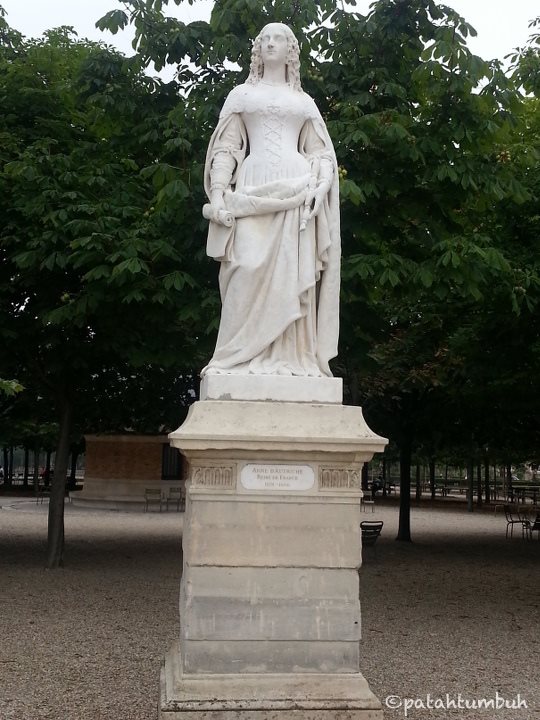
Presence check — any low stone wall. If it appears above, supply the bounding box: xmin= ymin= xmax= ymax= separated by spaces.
xmin=72 ymin=434 xmax=182 ymax=511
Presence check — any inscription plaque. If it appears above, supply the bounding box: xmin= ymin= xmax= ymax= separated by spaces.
xmin=241 ymin=463 xmax=314 ymax=491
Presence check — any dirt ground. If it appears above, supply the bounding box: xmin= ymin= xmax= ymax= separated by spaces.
xmin=0 ymin=498 xmax=538 ymax=720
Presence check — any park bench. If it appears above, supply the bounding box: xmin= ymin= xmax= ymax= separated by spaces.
xmin=504 ymin=505 xmax=531 ymax=540
xmin=144 ymin=488 xmax=163 ymax=512
xmin=361 ymin=520 xmax=383 ymax=547
xmin=166 ymin=486 xmax=185 ymax=512
xmin=36 ymin=487 xmax=50 ymax=504
xmin=361 ymin=497 xmax=375 ymax=512
xmin=529 ymin=513 xmax=540 ymax=540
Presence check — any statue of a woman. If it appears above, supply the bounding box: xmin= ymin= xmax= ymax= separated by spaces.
xmin=202 ymin=22 xmax=340 ymax=378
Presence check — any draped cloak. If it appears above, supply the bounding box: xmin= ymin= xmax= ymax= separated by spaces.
xmin=201 ymin=82 xmax=341 ymax=378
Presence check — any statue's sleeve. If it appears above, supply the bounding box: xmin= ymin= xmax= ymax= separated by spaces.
xmin=204 ymin=105 xmax=248 ymax=261
xmin=299 ymin=95 xmax=336 ymax=194
xmin=299 ymin=118 xmax=335 ymax=193
xmin=204 ymin=100 xmax=248 ymax=200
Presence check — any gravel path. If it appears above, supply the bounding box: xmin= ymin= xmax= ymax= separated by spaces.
xmin=0 ymin=498 xmax=538 ymax=720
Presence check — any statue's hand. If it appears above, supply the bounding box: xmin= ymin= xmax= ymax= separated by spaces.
xmin=209 ymin=190 xmax=226 ymax=223
xmin=307 ymin=184 xmax=328 ymax=221
xmin=203 ymin=191 xmax=234 ymax=227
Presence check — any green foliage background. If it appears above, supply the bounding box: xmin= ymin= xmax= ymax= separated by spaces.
xmin=1 ymin=0 xmax=539 ymax=551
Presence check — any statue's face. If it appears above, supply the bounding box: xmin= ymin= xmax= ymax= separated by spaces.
xmin=260 ymin=23 xmax=289 ymax=66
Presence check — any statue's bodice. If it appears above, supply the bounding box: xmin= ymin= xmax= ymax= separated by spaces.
xmin=241 ymin=86 xmax=307 ymax=170
xmin=220 ymin=83 xmax=318 ymax=185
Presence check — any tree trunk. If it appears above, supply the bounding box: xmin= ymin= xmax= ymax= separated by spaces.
xmin=506 ymin=463 xmax=513 ymax=502
xmin=45 ymin=450 xmax=52 ymax=487
xmin=33 ymin=442 xmax=40 ymax=497
xmin=382 ymin=457 xmax=387 ymax=498
xmin=47 ymin=399 xmax=73 ymax=569
xmin=476 ymin=462 xmax=482 ymax=508
xmin=23 ymin=446 xmax=30 ymax=489
xmin=2 ymin=446 xmax=8 ymax=485
xmin=8 ymin=446 xmax=14 ymax=488
xmin=429 ymin=458 xmax=436 ymax=500
xmin=484 ymin=456 xmax=491 ymax=504
xmin=397 ymin=440 xmax=412 ymax=541
xmin=69 ymin=448 xmax=79 ymax=491
xmin=361 ymin=462 xmax=369 ymax=491
xmin=349 ymin=369 xmax=359 ymax=406
xmin=415 ymin=462 xmax=421 ymax=501
xmin=467 ymin=458 xmax=474 ymax=512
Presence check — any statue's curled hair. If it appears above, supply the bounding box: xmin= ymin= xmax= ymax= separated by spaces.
xmin=246 ymin=23 xmax=302 ymax=92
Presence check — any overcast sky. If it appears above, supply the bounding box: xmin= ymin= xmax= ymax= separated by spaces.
xmin=1 ymin=0 xmax=538 ymax=68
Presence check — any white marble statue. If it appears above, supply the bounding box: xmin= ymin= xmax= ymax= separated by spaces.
xmin=201 ymin=22 xmax=340 ymax=378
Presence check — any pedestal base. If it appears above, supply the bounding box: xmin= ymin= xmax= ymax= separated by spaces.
xmin=165 ymin=400 xmax=387 ymax=720
xmin=200 ymin=374 xmax=343 ymax=404
xmin=160 ymin=642 xmax=383 ymax=719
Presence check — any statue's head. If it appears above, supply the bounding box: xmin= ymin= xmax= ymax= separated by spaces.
xmin=247 ymin=22 xmax=302 ymax=91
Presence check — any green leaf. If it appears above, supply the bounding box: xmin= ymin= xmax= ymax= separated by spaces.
xmin=95 ymin=10 xmax=129 ymax=35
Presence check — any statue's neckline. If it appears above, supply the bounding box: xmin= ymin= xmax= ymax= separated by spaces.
xmin=259 ymin=80 xmax=289 ymax=88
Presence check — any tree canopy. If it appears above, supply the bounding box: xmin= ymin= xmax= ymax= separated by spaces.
xmin=0 ymin=15 xmax=210 ymax=565
xmin=95 ymin=0 xmax=539 ymax=538
xmin=1 ymin=0 xmax=539 ymax=554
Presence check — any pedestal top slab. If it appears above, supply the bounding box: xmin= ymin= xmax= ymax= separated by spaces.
xmin=169 ymin=400 xmax=387 ymax=457
xmin=200 ymin=375 xmax=343 ymax=404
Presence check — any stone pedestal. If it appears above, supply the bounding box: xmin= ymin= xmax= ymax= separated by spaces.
xmin=200 ymin=374 xmax=343 ymax=404
xmin=163 ymin=395 xmax=387 ymax=719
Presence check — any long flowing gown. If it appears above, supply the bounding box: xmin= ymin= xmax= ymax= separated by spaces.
xmin=202 ymin=82 xmax=341 ymax=378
